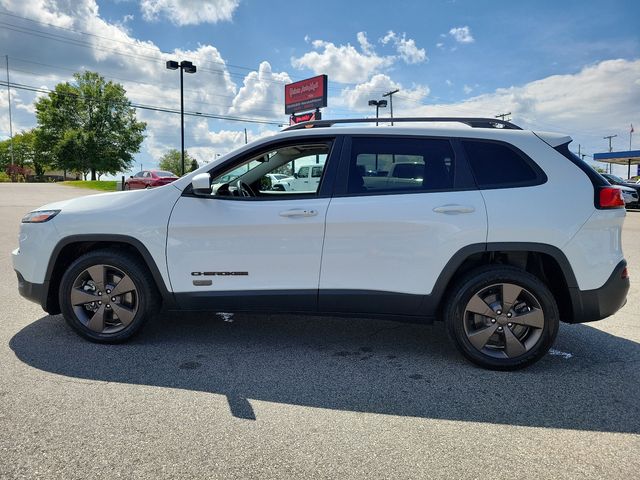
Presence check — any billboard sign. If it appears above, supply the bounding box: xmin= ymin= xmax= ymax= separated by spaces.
xmin=285 ymin=75 xmax=327 ymax=114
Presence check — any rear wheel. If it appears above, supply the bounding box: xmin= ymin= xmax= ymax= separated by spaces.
xmin=444 ymin=265 xmax=559 ymax=370
xmin=59 ymin=249 xmax=159 ymax=343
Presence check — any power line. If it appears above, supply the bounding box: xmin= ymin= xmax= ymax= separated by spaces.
xmin=0 ymin=80 xmax=283 ymax=126
xmin=0 ymin=12 xmax=431 ymax=101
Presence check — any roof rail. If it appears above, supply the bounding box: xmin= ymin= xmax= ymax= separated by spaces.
xmin=282 ymin=117 xmax=522 ymax=131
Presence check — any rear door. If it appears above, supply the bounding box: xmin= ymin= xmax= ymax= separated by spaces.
xmin=319 ymin=135 xmax=487 ymax=315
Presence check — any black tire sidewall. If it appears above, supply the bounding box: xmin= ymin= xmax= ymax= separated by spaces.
xmin=445 ymin=266 xmax=559 ymax=370
xmin=59 ymin=250 xmax=156 ymax=343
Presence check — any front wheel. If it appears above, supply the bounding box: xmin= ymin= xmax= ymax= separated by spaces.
xmin=443 ymin=266 xmax=559 ymax=370
xmin=59 ymin=249 xmax=159 ymax=343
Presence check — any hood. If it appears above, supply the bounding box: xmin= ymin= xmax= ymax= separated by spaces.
xmin=34 ymin=184 xmax=180 ymax=214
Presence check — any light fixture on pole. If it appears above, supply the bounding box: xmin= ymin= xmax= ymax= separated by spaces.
xmin=368 ymin=99 xmax=387 ymax=126
xmin=166 ymin=59 xmax=197 ymax=176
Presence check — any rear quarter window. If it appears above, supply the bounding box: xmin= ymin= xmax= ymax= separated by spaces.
xmin=462 ymin=140 xmax=545 ymax=188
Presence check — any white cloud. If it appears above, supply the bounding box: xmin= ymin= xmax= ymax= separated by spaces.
xmin=357 ymin=31 xmax=374 ymax=55
xmin=436 ymin=42 xmax=444 ymax=49
xmin=408 ymin=59 xmax=640 ymax=159
xmin=229 ymin=61 xmax=291 ymax=118
xmin=379 ymin=31 xmax=426 ymax=64
xmin=139 ymin=0 xmax=240 ymax=25
xmin=449 ymin=26 xmax=474 ymax=43
xmin=0 ymin=0 xmax=287 ymax=174
xmin=291 ymin=33 xmax=394 ymax=83
xmin=339 ymin=74 xmax=429 ymax=114
xmin=463 ymin=84 xmax=474 ymax=94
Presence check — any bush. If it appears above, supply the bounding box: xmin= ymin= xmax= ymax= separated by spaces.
xmin=0 ymin=171 xmax=10 ymax=182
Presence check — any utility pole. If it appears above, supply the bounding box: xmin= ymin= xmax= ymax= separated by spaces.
xmin=244 ymin=128 xmax=248 ymax=144
xmin=495 ymin=112 xmax=512 ymax=122
xmin=604 ymin=134 xmax=617 ymax=174
xmin=5 ymin=55 xmax=14 ymax=167
xmin=383 ymin=89 xmax=399 ymax=126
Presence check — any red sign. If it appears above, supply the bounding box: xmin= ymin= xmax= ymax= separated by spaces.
xmin=284 ymin=74 xmax=328 ymax=114
xmin=289 ymin=111 xmax=316 ymax=125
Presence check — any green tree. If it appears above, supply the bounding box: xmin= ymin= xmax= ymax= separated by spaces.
xmin=189 ymin=158 xmax=199 ymax=172
xmin=158 ymin=148 xmax=196 ymax=176
xmin=34 ymin=71 xmax=146 ymax=180
xmin=0 ymin=129 xmax=50 ymax=179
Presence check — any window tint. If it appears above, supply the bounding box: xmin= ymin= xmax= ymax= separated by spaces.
xmin=348 ymin=137 xmax=455 ymax=194
xmin=462 ymin=140 xmax=539 ymax=188
xmin=208 ymin=142 xmax=330 ymax=198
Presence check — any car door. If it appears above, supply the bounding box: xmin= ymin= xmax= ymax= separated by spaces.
xmin=166 ymin=137 xmax=341 ymax=312
xmin=319 ymin=135 xmax=487 ymax=316
xmin=128 ymin=172 xmax=141 ymax=189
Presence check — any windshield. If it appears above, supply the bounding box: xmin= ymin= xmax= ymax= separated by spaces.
xmin=155 ymin=171 xmax=176 ymax=177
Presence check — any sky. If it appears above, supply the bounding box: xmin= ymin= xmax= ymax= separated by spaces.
xmin=0 ymin=0 xmax=639 ymax=177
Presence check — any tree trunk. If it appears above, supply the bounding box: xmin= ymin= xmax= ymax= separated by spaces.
xmin=91 ymin=168 xmax=96 ymax=181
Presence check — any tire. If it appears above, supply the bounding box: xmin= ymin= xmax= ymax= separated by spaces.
xmin=443 ymin=265 xmax=559 ymax=370
xmin=59 ymin=249 xmax=159 ymax=343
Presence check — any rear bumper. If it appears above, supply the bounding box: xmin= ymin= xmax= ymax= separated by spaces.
xmin=567 ymin=259 xmax=629 ymax=323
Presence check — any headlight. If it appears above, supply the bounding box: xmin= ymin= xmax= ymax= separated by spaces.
xmin=21 ymin=210 xmax=60 ymax=223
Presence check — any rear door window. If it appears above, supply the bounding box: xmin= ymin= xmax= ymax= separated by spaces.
xmin=347 ymin=137 xmax=456 ymax=194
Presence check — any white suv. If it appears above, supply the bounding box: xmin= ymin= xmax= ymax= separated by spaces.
xmin=13 ymin=117 xmax=630 ymax=370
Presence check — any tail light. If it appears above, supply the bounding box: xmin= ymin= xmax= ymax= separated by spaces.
xmin=597 ymin=187 xmax=625 ymax=209
xmin=621 ymin=267 xmax=629 ymax=279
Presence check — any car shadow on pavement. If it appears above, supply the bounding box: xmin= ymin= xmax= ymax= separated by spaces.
xmin=9 ymin=312 xmax=640 ymax=433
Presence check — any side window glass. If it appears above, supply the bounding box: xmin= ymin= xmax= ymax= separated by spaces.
xmin=298 ymin=166 xmax=309 ymax=179
xmin=209 ymin=143 xmax=330 ymax=198
xmin=462 ymin=140 xmax=539 ymax=188
xmin=348 ymin=137 xmax=455 ymax=194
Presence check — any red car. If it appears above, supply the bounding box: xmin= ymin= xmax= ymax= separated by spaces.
xmin=124 ymin=170 xmax=179 ymax=190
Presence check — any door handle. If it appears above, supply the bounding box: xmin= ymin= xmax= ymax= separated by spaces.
xmin=433 ymin=204 xmax=475 ymax=214
xmin=279 ymin=209 xmax=318 ymax=217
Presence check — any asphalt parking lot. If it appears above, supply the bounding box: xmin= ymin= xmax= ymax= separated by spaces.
xmin=1 ymin=183 xmax=639 ymax=479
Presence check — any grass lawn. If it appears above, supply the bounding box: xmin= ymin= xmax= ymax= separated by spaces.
xmin=61 ymin=180 xmax=118 ymax=191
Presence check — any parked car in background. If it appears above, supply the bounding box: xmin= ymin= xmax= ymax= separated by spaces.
xmin=124 ymin=170 xmax=179 ymax=190
xmin=602 ymin=173 xmax=640 ymax=208
xmin=272 ymin=164 xmax=325 ymax=191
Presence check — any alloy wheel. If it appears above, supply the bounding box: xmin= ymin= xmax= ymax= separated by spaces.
xmin=69 ymin=264 xmax=139 ymax=334
xmin=463 ymin=282 xmax=545 ymax=359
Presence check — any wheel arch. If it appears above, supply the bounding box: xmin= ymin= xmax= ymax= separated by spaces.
xmin=43 ymin=234 xmax=174 ymax=314
xmin=426 ymin=242 xmax=577 ymax=322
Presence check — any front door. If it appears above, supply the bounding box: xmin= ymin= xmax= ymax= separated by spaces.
xmin=167 ymin=138 xmax=339 ymax=312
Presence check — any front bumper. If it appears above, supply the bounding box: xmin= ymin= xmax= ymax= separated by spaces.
xmin=15 ymin=270 xmax=47 ymax=310
xmin=567 ymin=259 xmax=629 ymax=323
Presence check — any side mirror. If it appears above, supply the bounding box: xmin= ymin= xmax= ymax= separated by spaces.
xmin=191 ymin=172 xmax=211 ymax=195
xmin=293 ymin=173 xmax=298 ymax=179
xmin=129 ymin=175 xmax=133 ymax=179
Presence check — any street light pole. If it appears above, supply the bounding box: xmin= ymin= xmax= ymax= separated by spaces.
xmin=180 ymin=64 xmax=184 ymax=176
xmin=368 ymin=99 xmax=387 ymax=126
xmin=166 ymin=60 xmax=197 ymax=176
xmin=5 ymin=55 xmax=14 ymax=167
